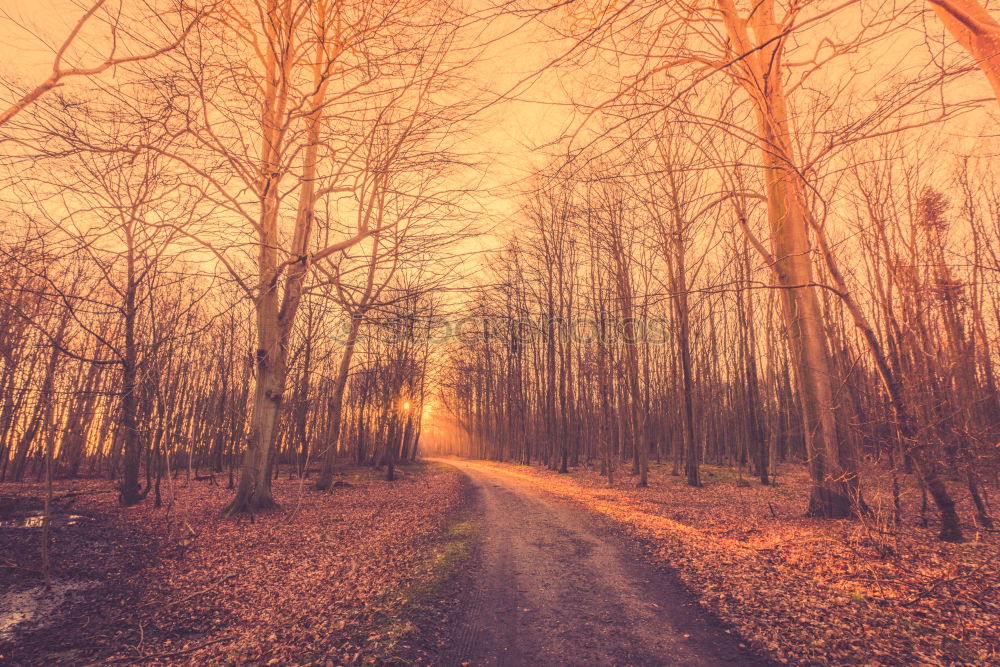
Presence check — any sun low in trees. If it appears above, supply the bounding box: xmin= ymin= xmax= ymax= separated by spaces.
xmin=0 ymin=0 xmax=473 ymax=510
xmin=120 ymin=0 xmax=470 ymax=514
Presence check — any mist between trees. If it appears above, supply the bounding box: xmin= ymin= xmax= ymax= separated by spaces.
xmin=332 ymin=314 xmax=682 ymax=346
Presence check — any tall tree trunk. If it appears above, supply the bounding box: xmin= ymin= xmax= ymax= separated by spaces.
xmin=718 ymin=0 xmax=856 ymax=517
xmin=120 ymin=243 xmax=144 ymax=506
xmin=315 ymin=317 xmax=363 ymax=490
xmin=224 ymin=5 xmax=333 ymax=512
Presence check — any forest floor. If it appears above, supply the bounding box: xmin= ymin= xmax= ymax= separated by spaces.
xmin=431 ymin=458 xmax=998 ymax=666
xmin=3 ymin=458 xmax=996 ymax=666
xmin=0 ymin=461 xmax=465 ymax=666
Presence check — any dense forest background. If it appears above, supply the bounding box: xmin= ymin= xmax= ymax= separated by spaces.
xmin=4 ymin=0 xmax=997 ymax=539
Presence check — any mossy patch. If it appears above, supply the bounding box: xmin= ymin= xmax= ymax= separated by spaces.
xmin=372 ymin=482 xmax=475 ymax=664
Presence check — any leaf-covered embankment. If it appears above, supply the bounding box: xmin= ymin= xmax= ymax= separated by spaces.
xmin=0 ymin=462 xmax=465 ymax=665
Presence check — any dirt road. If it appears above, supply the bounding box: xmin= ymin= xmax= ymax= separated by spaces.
xmin=432 ymin=460 xmax=769 ymax=666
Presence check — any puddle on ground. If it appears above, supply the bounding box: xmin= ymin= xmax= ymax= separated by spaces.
xmin=0 ymin=580 xmax=96 ymax=642
xmin=0 ymin=511 xmax=92 ymax=529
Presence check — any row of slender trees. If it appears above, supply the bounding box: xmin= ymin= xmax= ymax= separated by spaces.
xmin=435 ymin=2 xmax=1000 ymax=538
xmin=428 ymin=0 xmax=1000 ymax=542
xmin=439 ymin=137 xmax=999 ymax=542
xmin=0 ymin=232 xmax=443 ymax=498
